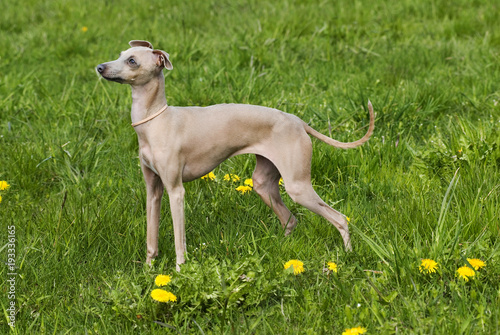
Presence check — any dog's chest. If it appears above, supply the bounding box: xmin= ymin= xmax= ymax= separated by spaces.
xmin=139 ymin=147 xmax=160 ymax=176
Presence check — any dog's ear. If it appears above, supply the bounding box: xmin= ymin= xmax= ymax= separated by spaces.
xmin=129 ymin=40 xmax=153 ymax=49
xmin=153 ymin=50 xmax=173 ymax=70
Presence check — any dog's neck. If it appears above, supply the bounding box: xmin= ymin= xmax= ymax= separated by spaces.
xmin=130 ymin=72 xmax=168 ymax=126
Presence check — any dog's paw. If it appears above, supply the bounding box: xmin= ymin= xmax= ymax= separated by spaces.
xmin=146 ymin=257 xmax=156 ymax=267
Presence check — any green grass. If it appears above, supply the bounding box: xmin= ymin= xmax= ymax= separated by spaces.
xmin=1 ymin=0 xmax=499 ymax=333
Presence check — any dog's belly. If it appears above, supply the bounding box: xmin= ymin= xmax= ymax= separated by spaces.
xmin=180 ymin=143 xmax=270 ymax=183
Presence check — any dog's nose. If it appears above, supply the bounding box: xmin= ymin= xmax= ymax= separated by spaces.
xmin=96 ymin=64 xmax=106 ymax=74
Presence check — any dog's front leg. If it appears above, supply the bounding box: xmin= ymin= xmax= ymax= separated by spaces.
xmin=142 ymin=164 xmax=164 ymax=266
xmin=165 ymin=181 xmax=187 ymax=272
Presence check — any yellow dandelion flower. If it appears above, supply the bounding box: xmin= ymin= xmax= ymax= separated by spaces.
xmin=223 ymin=174 xmax=240 ymax=182
xmin=0 ymin=181 xmax=10 ymax=191
xmin=154 ymin=274 xmax=171 ymax=287
xmin=346 ymin=216 xmax=351 ymax=223
xmin=151 ymin=289 xmax=177 ymax=302
xmin=244 ymin=178 xmax=253 ymax=187
xmin=342 ymin=326 xmax=367 ymax=335
xmin=419 ymin=259 xmax=438 ymax=274
xmin=235 ymin=185 xmax=252 ymax=194
xmin=284 ymin=259 xmax=305 ymax=275
xmin=279 ymin=178 xmax=284 ymax=186
xmin=201 ymin=172 xmax=216 ymax=181
xmin=456 ymin=266 xmax=475 ymax=282
xmin=327 ymin=262 xmax=338 ymax=273
xmin=81 ymin=26 xmax=88 ymax=33
xmin=466 ymin=258 xmax=486 ymax=270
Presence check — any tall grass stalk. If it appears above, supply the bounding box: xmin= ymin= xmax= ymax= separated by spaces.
xmin=432 ymin=168 xmax=461 ymax=258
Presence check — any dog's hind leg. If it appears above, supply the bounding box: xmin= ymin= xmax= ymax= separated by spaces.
xmin=272 ymin=133 xmax=352 ymax=251
xmin=252 ymin=155 xmax=298 ymax=235
xmin=287 ymin=182 xmax=352 ymax=250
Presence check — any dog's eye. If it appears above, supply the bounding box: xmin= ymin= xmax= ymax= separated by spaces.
xmin=129 ymin=58 xmax=137 ymax=65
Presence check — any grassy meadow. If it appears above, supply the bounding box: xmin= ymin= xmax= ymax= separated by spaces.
xmin=1 ymin=0 xmax=499 ymax=333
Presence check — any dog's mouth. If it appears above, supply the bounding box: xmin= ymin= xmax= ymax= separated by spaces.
xmin=102 ymin=75 xmax=125 ymax=83
xmin=98 ymin=72 xmax=125 ymax=84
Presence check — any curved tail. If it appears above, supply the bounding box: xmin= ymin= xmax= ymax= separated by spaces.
xmin=305 ymin=100 xmax=375 ymax=149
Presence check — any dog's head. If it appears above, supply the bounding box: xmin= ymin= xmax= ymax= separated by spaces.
xmin=96 ymin=40 xmax=173 ymax=85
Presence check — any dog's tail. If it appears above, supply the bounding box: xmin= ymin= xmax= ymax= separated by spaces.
xmin=305 ymin=100 xmax=375 ymax=149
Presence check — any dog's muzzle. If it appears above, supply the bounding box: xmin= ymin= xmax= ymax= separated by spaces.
xmin=96 ymin=64 xmax=124 ymax=83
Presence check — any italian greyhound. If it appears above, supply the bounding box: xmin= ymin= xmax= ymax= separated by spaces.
xmin=96 ymin=40 xmax=375 ymax=270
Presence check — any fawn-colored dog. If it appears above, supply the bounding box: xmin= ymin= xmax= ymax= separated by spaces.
xmin=97 ymin=40 xmax=374 ymax=270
